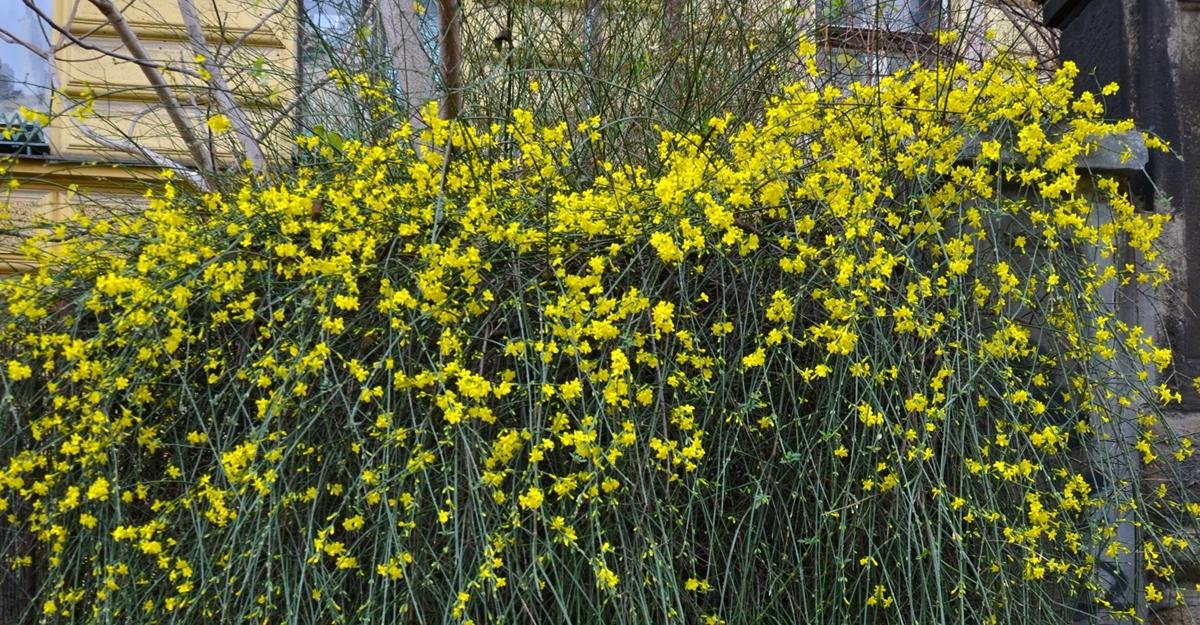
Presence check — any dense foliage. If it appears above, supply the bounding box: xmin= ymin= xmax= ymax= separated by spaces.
xmin=2 ymin=47 xmax=1196 ymax=625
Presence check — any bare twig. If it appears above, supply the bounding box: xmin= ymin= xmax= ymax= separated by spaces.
xmin=659 ymin=0 xmax=686 ymax=112
xmin=85 ymin=0 xmax=215 ymax=172
xmin=992 ymin=0 xmax=1059 ymax=70
xmin=221 ymin=3 xmax=290 ymax=62
xmin=585 ymin=0 xmax=604 ymax=78
xmin=72 ymin=120 xmax=212 ymax=192
xmin=21 ymin=0 xmax=202 ymax=79
xmin=176 ymin=0 xmax=266 ymax=173
xmin=0 ymin=27 xmax=52 ymax=61
xmin=373 ymin=0 xmax=437 ymax=118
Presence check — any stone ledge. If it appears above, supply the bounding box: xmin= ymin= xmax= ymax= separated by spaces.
xmin=1152 ymin=588 xmax=1200 ymax=625
xmin=959 ymin=129 xmax=1148 ymax=172
xmin=1042 ymin=0 xmax=1089 ymax=28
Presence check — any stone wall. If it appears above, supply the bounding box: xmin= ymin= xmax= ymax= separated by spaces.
xmin=1045 ymin=2 xmax=1200 ymax=622
xmin=1048 ymin=0 xmax=1200 ymax=406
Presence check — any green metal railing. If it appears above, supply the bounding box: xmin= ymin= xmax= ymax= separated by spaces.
xmin=0 ymin=111 xmax=50 ymax=156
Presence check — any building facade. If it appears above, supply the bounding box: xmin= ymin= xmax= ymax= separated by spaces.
xmin=1035 ymin=3 xmax=1200 ymax=622
xmin=0 ymin=2 xmax=294 ymax=620
xmin=0 ymin=0 xmax=294 ymax=274
xmin=1044 ymin=0 xmax=1200 ymax=407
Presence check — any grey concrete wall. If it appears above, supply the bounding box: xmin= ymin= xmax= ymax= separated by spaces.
xmin=1048 ymin=2 xmax=1200 ymax=623
xmin=1051 ymin=0 xmax=1200 ymax=407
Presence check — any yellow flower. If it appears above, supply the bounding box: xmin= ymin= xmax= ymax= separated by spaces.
xmin=519 ymin=486 xmax=544 ymax=510
xmin=650 ymin=232 xmax=684 ymax=264
xmin=866 ymin=583 xmax=894 ymax=608
xmin=207 ymin=114 xmax=232 ymax=135
xmin=651 ymin=300 xmax=676 ymax=337
xmin=18 ymin=105 xmax=49 ymax=126
xmin=550 ymin=516 xmax=578 ymax=545
xmin=742 ymin=347 xmax=766 ymax=368
xmin=857 ymin=404 xmax=884 ymax=428
xmin=87 ymin=476 xmax=110 ymax=501
xmin=593 ymin=562 xmax=619 ymax=589
xmin=560 ymin=378 xmax=583 ymax=401
xmin=6 ymin=360 xmax=32 ymax=381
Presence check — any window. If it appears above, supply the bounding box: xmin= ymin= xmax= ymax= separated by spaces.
xmin=819 ymin=0 xmax=935 ymax=31
xmin=0 ymin=0 xmax=52 ymax=154
xmin=298 ymin=0 xmax=441 ymax=135
xmin=816 ymin=0 xmax=942 ymax=85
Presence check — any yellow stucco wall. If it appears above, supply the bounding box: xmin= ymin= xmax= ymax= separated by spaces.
xmin=1 ymin=0 xmax=296 ymax=273
xmin=49 ymin=0 xmax=296 ymax=162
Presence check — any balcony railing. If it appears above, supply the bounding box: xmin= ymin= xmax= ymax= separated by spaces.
xmin=0 ymin=111 xmax=50 ymax=156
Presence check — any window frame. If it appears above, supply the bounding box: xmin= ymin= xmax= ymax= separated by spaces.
xmin=814 ymin=0 xmax=946 ymax=86
xmin=0 ymin=0 xmax=53 ymax=155
xmin=817 ymin=0 xmax=939 ymax=32
xmin=297 ymin=0 xmax=441 ymax=136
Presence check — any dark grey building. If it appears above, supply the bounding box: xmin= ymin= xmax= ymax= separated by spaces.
xmin=1043 ymin=0 xmax=1200 ymax=404
xmin=1042 ymin=5 xmax=1200 ymax=623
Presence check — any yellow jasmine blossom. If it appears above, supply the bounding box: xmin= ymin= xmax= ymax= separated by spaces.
xmin=207 ymin=114 xmax=232 ymax=135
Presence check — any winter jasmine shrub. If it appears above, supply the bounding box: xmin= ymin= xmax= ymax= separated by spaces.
xmin=1 ymin=47 xmax=1193 ymax=625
